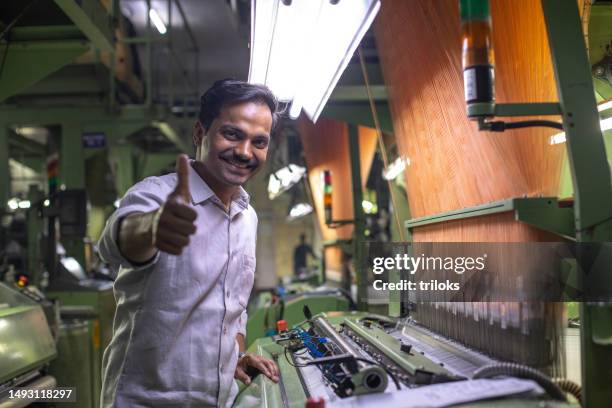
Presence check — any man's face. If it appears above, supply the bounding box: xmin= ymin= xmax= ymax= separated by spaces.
xmin=194 ymin=101 xmax=272 ymax=186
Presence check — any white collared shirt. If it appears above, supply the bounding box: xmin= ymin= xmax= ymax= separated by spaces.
xmin=98 ymin=162 xmax=257 ymax=407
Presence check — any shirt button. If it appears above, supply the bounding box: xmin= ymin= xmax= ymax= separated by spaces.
xmin=223 ymin=326 xmax=228 ymax=335
xmin=226 ymin=291 xmax=230 ymax=298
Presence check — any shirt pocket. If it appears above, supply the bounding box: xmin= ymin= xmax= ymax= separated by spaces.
xmin=235 ymin=254 xmax=255 ymax=308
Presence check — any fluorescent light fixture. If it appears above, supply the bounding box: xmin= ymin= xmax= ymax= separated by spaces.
xmin=268 ymin=164 xmax=306 ymax=200
xmin=597 ymin=100 xmax=612 ymax=113
xmin=549 ymin=117 xmax=612 ymax=145
xmin=288 ymin=202 xmax=313 ymax=220
xmin=14 ymin=126 xmax=39 ymax=136
xmin=7 ymin=198 xmax=31 ymax=210
xmin=43 ymin=199 xmax=50 ymax=207
xmin=362 ymin=200 xmax=375 ymax=213
xmin=7 ymin=198 xmax=18 ymax=210
xmin=149 ymin=8 xmax=167 ymax=35
xmin=382 ymin=156 xmax=410 ymax=180
xmin=249 ymin=0 xmax=381 ymax=122
xmin=289 ymin=100 xmax=302 ymax=119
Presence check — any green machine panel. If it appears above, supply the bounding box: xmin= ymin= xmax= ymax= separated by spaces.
xmin=246 ymin=285 xmax=352 ymax=347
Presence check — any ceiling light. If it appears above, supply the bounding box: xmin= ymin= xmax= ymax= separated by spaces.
xmin=7 ymin=198 xmax=18 ymax=211
xmin=597 ymin=100 xmax=612 ymax=113
xmin=249 ymin=0 xmax=381 ymax=122
xmin=362 ymin=199 xmax=376 ymax=213
xmin=382 ymin=156 xmax=410 ymax=180
xmin=18 ymin=200 xmax=31 ymax=209
xmin=549 ymin=117 xmax=612 ymax=145
xmin=288 ymin=202 xmax=313 ymax=220
xmin=149 ymin=8 xmax=167 ymax=35
xmin=268 ymin=164 xmax=306 ymax=200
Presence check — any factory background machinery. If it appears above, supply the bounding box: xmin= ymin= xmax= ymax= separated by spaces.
xmin=1 ymin=0 xmax=611 ymax=407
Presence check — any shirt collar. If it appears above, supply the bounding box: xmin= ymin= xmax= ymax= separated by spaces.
xmin=187 ymin=161 xmax=250 ymax=211
xmin=187 ymin=161 xmax=215 ymax=205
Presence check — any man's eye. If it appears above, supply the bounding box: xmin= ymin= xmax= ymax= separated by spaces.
xmin=224 ymin=130 xmax=238 ymax=139
xmin=253 ymin=139 xmax=269 ymax=148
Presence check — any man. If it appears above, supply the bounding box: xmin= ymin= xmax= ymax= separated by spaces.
xmin=293 ymin=233 xmax=318 ymax=277
xmin=98 ymin=79 xmax=279 ymax=407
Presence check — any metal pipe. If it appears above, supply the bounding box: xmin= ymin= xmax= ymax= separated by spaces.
xmin=108 ymin=0 xmax=118 ymax=110
xmin=168 ymin=0 xmax=173 ymax=109
xmin=311 ymin=315 xmax=361 ymax=360
xmin=310 ymin=314 xmax=388 ymax=393
xmin=175 ymin=0 xmax=199 ymax=52
xmin=347 ymin=124 xmax=366 ymax=310
xmin=146 ymin=0 xmax=152 ymax=106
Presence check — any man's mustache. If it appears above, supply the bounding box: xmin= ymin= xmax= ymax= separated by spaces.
xmin=219 ymin=151 xmax=258 ymax=167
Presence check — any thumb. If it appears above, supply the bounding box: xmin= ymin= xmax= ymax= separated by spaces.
xmin=235 ymin=367 xmax=251 ymax=385
xmin=172 ymin=154 xmax=191 ymax=202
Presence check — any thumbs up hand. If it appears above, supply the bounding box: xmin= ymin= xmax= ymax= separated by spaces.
xmin=152 ymin=154 xmax=197 ymax=255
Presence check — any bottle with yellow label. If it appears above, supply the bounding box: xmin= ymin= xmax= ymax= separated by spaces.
xmin=460 ymin=0 xmax=495 ymax=109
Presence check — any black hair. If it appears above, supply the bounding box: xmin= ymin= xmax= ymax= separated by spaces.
xmin=198 ymin=79 xmax=279 ymax=134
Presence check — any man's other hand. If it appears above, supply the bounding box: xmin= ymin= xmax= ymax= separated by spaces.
xmin=152 ymin=154 xmax=197 ymax=255
xmin=235 ymin=353 xmax=279 ymax=385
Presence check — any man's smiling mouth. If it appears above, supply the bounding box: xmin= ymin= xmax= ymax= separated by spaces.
xmin=221 ymin=157 xmax=253 ymax=171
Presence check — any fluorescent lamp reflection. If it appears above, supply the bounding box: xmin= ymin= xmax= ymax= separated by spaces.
xmin=288 ymin=203 xmax=313 ymax=220
xmin=550 ymin=117 xmax=612 ymax=145
xmin=268 ymin=164 xmax=306 ymax=200
xmin=18 ymin=200 xmax=31 ymax=209
xmin=43 ymin=199 xmax=50 ymax=207
xmin=382 ymin=156 xmax=410 ymax=180
xmin=149 ymin=9 xmax=167 ymax=34
xmin=114 ymin=199 xmax=121 ymax=208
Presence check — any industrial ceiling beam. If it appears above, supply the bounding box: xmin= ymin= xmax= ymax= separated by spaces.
xmin=0 ymin=40 xmax=89 ymax=102
xmin=54 ymin=0 xmax=114 ymax=51
xmin=321 ymin=101 xmax=393 ymax=134
xmin=329 ymin=85 xmax=387 ymax=102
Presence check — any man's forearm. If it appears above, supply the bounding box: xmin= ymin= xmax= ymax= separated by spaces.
xmin=118 ymin=211 xmax=158 ymax=264
xmin=236 ymin=334 xmax=246 ymax=353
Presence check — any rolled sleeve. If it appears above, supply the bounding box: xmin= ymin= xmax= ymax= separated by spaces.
xmin=98 ymin=177 xmax=170 ymax=270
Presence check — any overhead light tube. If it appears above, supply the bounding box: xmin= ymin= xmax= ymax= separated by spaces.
xmin=149 ymin=8 xmax=167 ymax=35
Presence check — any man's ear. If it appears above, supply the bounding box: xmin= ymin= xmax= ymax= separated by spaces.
xmin=193 ymin=121 xmax=205 ymax=148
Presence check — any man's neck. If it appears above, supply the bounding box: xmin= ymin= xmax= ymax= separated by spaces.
xmin=192 ymin=161 xmax=237 ymax=209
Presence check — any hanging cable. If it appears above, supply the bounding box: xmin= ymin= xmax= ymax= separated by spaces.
xmin=478 ymin=119 xmax=564 ymax=132
xmin=357 ymin=46 xmax=406 ymax=242
xmin=473 ymin=363 xmax=567 ymax=401
xmin=552 ymin=378 xmax=582 ymax=404
xmin=0 ymin=0 xmax=39 ymax=41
